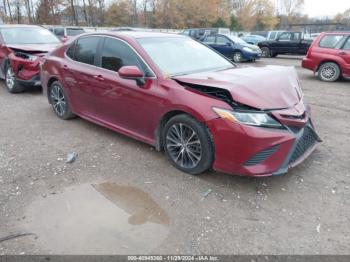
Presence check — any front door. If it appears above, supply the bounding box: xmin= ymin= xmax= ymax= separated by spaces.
xmin=92 ymin=37 xmax=159 ymax=140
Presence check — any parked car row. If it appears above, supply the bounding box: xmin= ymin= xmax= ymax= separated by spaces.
xmin=0 ymin=25 xmax=321 ymax=177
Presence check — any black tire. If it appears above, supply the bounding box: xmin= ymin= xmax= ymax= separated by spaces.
xmin=261 ymin=46 xmax=271 ymax=58
xmin=271 ymin=52 xmax=278 ymax=58
xmin=49 ymin=81 xmax=75 ymax=120
xmin=232 ymin=51 xmax=243 ymax=63
xmin=318 ymin=62 xmax=341 ymax=82
xmin=162 ymin=114 xmax=214 ymax=175
xmin=4 ymin=63 xmax=24 ymax=93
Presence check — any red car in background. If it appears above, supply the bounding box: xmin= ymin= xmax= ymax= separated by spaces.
xmin=41 ymin=32 xmax=321 ymax=177
xmin=0 ymin=25 xmax=61 ymax=93
xmin=302 ymin=32 xmax=350 ymax=82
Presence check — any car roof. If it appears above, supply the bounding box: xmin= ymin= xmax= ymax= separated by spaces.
xmin=0 ymin=24 xmax=44 ymax=29
xmin=87 ymin=31 xmax=185 ymax=39
xmin=320 ymin=31 xmax=350 ymax=35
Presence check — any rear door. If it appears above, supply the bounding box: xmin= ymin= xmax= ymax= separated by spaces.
xmin=339 ymin=36 xmax=350 ymax=76
xmin=62 ymin=36 xmax=103 ymax=116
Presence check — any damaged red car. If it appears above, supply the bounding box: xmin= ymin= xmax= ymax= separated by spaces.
xmin=0 ymin=25 xmax=61 ymax=93
xmin=41 ymin=32 xmax=321 ymax=176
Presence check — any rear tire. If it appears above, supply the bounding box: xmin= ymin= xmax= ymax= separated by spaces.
xmin=5 ymin=64 xmax=24 ymax=93
xmin=49 ymin=81 xmax=75 ymax=120
xmin=162 ymin=114 xmax=214 ymax=175
xmin=232 ymin=51 xmax=243 ymax=63
xmin=318 ymin=62 xmax=340 ymax=82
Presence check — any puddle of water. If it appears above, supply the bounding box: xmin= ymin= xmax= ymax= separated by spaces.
xmin=24 ymin=183 xmax=170 ymax=254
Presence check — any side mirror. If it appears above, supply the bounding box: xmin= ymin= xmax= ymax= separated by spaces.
xmin=226 ymin=42 xmax=232 ymax=47
xmin=118 ymin=66 xmax=145 ymax=86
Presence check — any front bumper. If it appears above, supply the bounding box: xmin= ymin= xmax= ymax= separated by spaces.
xmin=8 ymin=53 xmax=42 ymax=86
xmin=206 ymin=108 xmax=321 ymax=177
xmin=17 ymin=74 xmax=41 ymax=87
xmin=242 ymin=51 xmax=262 ymax=61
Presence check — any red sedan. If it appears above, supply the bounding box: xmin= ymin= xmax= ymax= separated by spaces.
xmin=41 ymin=32 xmax=321 ymax=176
xmin=0 ymin=25 xmax=61 ymax=93
xmin=302 ymin=32 xmax=350 ymax=82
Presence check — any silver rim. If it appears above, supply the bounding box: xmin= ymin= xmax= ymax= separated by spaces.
xmin=50 ymin=84 xmax=66 ymax=116
xmin=321 ymin=65 xmax=337 ymax=80
xmin=6 ymin=67 xmax=15 ymax=90
xmin=166 ymin=123 xmax=202 ymax=169
xmin=261 ymin=47 xmax=270 ymax=57
xmin=233 ymin=52 xmax=242 ymax=62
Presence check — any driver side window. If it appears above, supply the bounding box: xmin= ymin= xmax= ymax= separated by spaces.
xmin=216 ymin=36 xmax=230 ymax=45
xmin=100 ymin=37 xmax=150 ymax=76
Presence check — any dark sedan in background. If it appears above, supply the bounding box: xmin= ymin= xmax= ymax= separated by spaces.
xmin=202 ymin=34 xmax=262 ymax=62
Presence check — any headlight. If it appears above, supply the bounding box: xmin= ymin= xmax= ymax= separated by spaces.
xmin=242 ymin=47 xmax=253 ymax=53
xmin=14 ymin=52 xmax=38 ymax=61
xmin=213 ymin=107 xmax=282 ymax=128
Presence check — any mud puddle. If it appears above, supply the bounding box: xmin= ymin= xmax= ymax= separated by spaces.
xmin=24 ymin=183 xmax=170 ymax=254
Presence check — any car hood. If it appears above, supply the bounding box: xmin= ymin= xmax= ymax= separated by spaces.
xmin=241 ymin=43 xmax=260 ymax=51
xmin=7 ymin=43 xmax=60 ymax=53
xmin=174 ymin=65 xmax=302 ymax=110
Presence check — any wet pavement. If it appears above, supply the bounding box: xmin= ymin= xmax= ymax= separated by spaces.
xmin=24 ymin=183 xmax=169 ymax=254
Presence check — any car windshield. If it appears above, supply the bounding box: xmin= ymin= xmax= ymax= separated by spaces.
xmin=1 ymin=27 xmax=60 ymax=45
xmin=67 ymin=28 xmax=85 ymax=36
xmin=138 ymin=37 xmax=234 ymax=76
xmin=226 ymin=35 xmax=247 ymax=44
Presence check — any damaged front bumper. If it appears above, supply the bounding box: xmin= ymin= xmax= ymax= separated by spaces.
xmin=206 ymin=106 xmax=321 ymax=177
xmin=7 ymin=53 xmax=43 ymax=87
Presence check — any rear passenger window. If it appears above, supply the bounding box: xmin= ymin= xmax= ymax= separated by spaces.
xmin=319 ymin=35 xmax=345 ymax=49
xmin=343 ymin=37 xmax=350 ymax=50
xmin=203 ymin=36 xmax=215 ymax=44
xmin=75 ymin=36 xmax=100 ymax=65
xmin=101 ymin=37 xmax=146 ymax=73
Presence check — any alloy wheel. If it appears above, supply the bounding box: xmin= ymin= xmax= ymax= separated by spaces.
xmin=50 ymin=84 xmax=67 ymax=117
xmin=166 ymin=123 xmax=202 ymax=169
xmin=321 ymin=65 xmax=336 ymax=81
xmin=233 ymin=52 xmax=242 ymax=63
xmin=6 ymin=67 xmax=15 ymax=90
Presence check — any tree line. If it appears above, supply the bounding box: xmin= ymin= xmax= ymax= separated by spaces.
xmin=1 ymin=0 xmax=349 ymax=31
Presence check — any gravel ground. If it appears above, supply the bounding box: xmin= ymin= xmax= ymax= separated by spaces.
xmin=0 ymin=56 xmax=349 ymax=255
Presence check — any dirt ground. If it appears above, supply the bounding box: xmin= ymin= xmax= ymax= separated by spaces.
xmin=0 ymin=56 xmax=349 ymax=255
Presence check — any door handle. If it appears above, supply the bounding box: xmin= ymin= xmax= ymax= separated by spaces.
xmin=338 ymin=51 xmax=347 ymax=55
xmin=93 ymin=75 xmax=104 ymax=81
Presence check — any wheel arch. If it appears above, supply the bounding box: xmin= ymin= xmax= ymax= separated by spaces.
xmin=155 ymin=109 xmax=208 ymax=152
xmin=316 ymin=60 xmax=342 ymax=73
xmin=46 ymin=76 xmax=60 ymax=103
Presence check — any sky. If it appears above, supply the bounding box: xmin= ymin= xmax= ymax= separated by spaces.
xmin=302 ymin=0 xmax=350 ymax=18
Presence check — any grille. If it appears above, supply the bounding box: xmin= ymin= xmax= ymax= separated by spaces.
xmin=289 ymin=126 xmax=318 ymax=164
xmin=244 ymin=144 xmax=279 ymax=166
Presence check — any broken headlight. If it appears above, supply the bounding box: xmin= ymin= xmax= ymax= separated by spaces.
xmin=15 ymin=52 xmax=38 ymax=61
xmin=213 ymin=107 xmax=282 ymax=128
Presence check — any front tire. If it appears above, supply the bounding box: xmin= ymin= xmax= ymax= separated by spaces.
xmin=318 ymin=62 xmax=340 ymax=82
xmin=162 ymin=114 xmax=214 ymax=175
xmin=49 ymin=81 xmax=75 ymax=120
xmin=5 ymin=64 xmax=24 ymax=93
xmin=261 ymin=46 xmax=271 ymax=58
